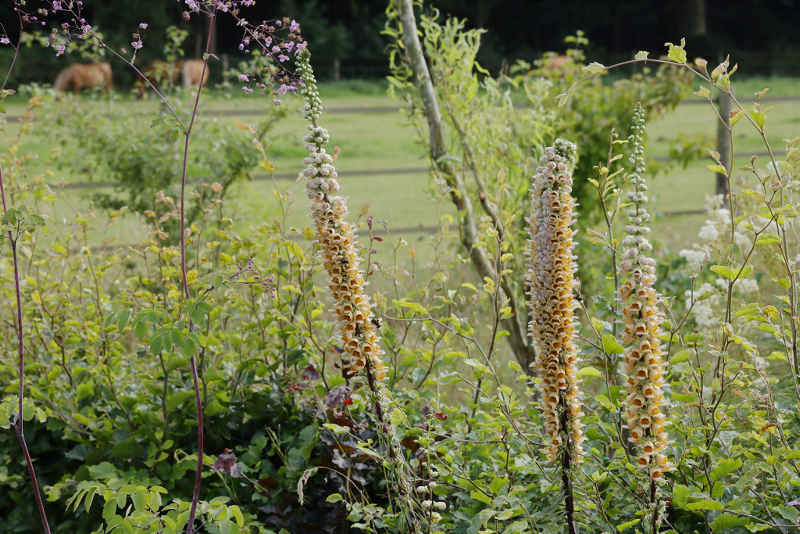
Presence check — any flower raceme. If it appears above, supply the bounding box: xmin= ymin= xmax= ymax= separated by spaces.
xmin=619 ymin=103 xmax=671 ymax=481
xmin=527 ymin=139 xmax=584 ymax=462
xmin=297 ymin=52 xmax=385 ymax=381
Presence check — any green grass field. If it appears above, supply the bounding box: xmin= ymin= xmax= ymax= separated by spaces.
xmin=1 ymin=76 xmax=798 ymax=262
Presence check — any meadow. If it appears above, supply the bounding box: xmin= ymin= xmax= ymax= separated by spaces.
xmin=2 ymin=75 xmax=798 ymax=262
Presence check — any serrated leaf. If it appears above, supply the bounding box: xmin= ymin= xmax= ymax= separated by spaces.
xmin=665 ymin=39 xmax=687 ymax=64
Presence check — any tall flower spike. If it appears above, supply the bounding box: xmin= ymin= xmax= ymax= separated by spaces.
xmin=619 ymin=103 xmax=671 ymax=481
xmin=297 ymin=51 xmax=385 ymax=381
xmin=527 ymin=139 xmax=584 ymax=462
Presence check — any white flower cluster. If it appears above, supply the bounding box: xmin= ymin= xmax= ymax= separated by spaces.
xmin=298 ymin=57 xmax=385 ymax=381
xmin=680 ymin=195 xmax=754 ymax=276
xmin=687 ymin=282 xmax=721 ymax=329
xmin=619 ymin=103 xmax=671 ymax=481
xmin=527 ymin=138 xmax=584 ymax=462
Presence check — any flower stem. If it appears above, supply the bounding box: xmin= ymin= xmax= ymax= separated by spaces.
xmin=181 ymin=12 xmax=215 ymax=534
xmin=559 ymin=399 xmax=577 ymax=534
xmin=1 ymin=8 xmax=53 ymax=533
xmin=1 ymin=169 xmax=53 ymax=534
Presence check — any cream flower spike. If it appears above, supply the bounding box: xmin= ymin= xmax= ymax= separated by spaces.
xmin=527 ymin=138 xmax=584 ymax=462
xmin=297 ymin=52 xmax=385 ymax=381
xmin=619 ymin=102 xmax=671 ymax=481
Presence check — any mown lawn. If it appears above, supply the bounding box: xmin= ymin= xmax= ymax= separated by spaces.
xmin=1 ymin=76 xmax=798 ymax=262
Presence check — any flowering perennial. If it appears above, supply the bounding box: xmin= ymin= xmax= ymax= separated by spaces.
xmin=297 ymin=52 xmax=385 ymax=381
xmin=527 ymin=139 xmax=584 ymax=462
xmin=619 ymin=103 xmax=671 ymax=481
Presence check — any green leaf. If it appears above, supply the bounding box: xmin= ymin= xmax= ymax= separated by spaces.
xmin=469 ymin=489 xmax=492 ymax=505
xmin=710 ymin=264 xmax=734 ymax=279
xmin=673 ymin=484 xmax=691 ymax=509
xmin=584 ymin=62 xmax=606 ymax=74
xmin=707 ymin=164 xmax=727 ymax=175
xmin=671 ymin=349 xmax=692 ymax=364
xmin=755 ymin=234 xmax=780 ymax=246
xmin=617 ymin=518 xmax=640 ymax=532
xmin=687 ymin=499 xmax=724 ymax=511
xmin=326 ymin=493 xmax=343 ymax=503
xmin=634 ymin=51 xmax=649 ymax=61
xmin=577 ymin=366 xmax=602 ymax=379
xmin=711 ymin=513 xmax=748 ymax=531
xmin=711 ymin=458 xmax=742 ymax=482
xmin=595 ymin=394 xmax=614 ymax=411
xmin=665 ymin=38 xmax=687 ymax=64
xmin=601 ymin=334 xmax=624 ymax=355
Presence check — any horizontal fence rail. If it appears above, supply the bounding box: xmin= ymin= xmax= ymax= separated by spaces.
xmin=5 ymin=94 xmax=800 ymax=123
xmin=46 ymin=150 xmax=785 ymax=192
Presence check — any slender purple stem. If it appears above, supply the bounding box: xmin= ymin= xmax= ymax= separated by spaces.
xmin=1 ymin=7 xmax=53 ymax=533
xmin=0 ymin=11 xmax=22 ymax=90
xmin=182 ymin=13 xmax=215 ymax=534
xmin=1 ymin=171 xmax=53 ymax=534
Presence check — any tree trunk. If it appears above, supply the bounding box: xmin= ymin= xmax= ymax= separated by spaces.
xmin=715 ymin=91 xmax=732 ymax=198
xmin=395 ymin=0 xmax=535 ymax=371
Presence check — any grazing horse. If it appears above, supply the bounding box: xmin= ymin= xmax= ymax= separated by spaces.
xmin=54 ymin=62 xmax=113 ymax=93
xmin=135 ymin=59 xmax=209 ymax=98
xmin=179 ymin=59 xmax=209 ymax=88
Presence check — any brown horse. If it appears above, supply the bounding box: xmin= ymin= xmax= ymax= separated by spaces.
xmin=54 ymin=62 xmax=113 ymax=93
xmin=179 ymin=59 xmax=209 ymax=88
xmin=136 ymin=59 xmax=209 ymax=97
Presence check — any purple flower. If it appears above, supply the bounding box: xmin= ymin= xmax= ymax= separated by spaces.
xmin=185 ymin=0 xmax=199 ymax=11
xmin=139 ymin=23 xmax=148 ymax=30
xmin=284 ymin=41 xmax=294 ymax=51
xmin=131 ymin=39 xmax=143 ymax=50
xmin=54 ymin=44 xmax=65 ymax=56
xmin=0 ymin=37 xmax=9 ymax=45
xmin=216 ymin=1 xmax=228 ymax=12
xmin=290 ymin=19 xmax=300 ymax=32
xmin=273 ymin=99 xmax=282 ymax=105
xmin=238 ymin=74 xmax=249 ymax=82
xmin=274 ymin=19 xmax=282 ymax=27
xmin=278 ymin=54 xmax=289 ymax=63
xmin=52 ymin=1 xmax=62 ymax=10
xmin=242 ymin=86 xmax=253 ymax=93
xmin=271 ymin=45 xmax=280 ymax=54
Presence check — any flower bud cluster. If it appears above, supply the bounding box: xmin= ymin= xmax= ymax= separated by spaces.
xmin=416 ymin=480 xmax=445 ymax=522
xmin=297 ymin=51 xmax=322 ymax=122
xmin=527 ymin=139 xmax=584 ymax=462
xmin=298 ymin=54 xmax=384 ymax=381
xmin=619 ymin=103 xmax=671 ymax=481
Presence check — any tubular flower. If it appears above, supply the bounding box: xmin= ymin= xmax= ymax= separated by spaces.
xmin=297 ymin=52 xmax=385 ymax=381
xmin=527 ymin=139 xmax=584 ymax=462
xmin=619 ymin=103 xmax=671 ymax=481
